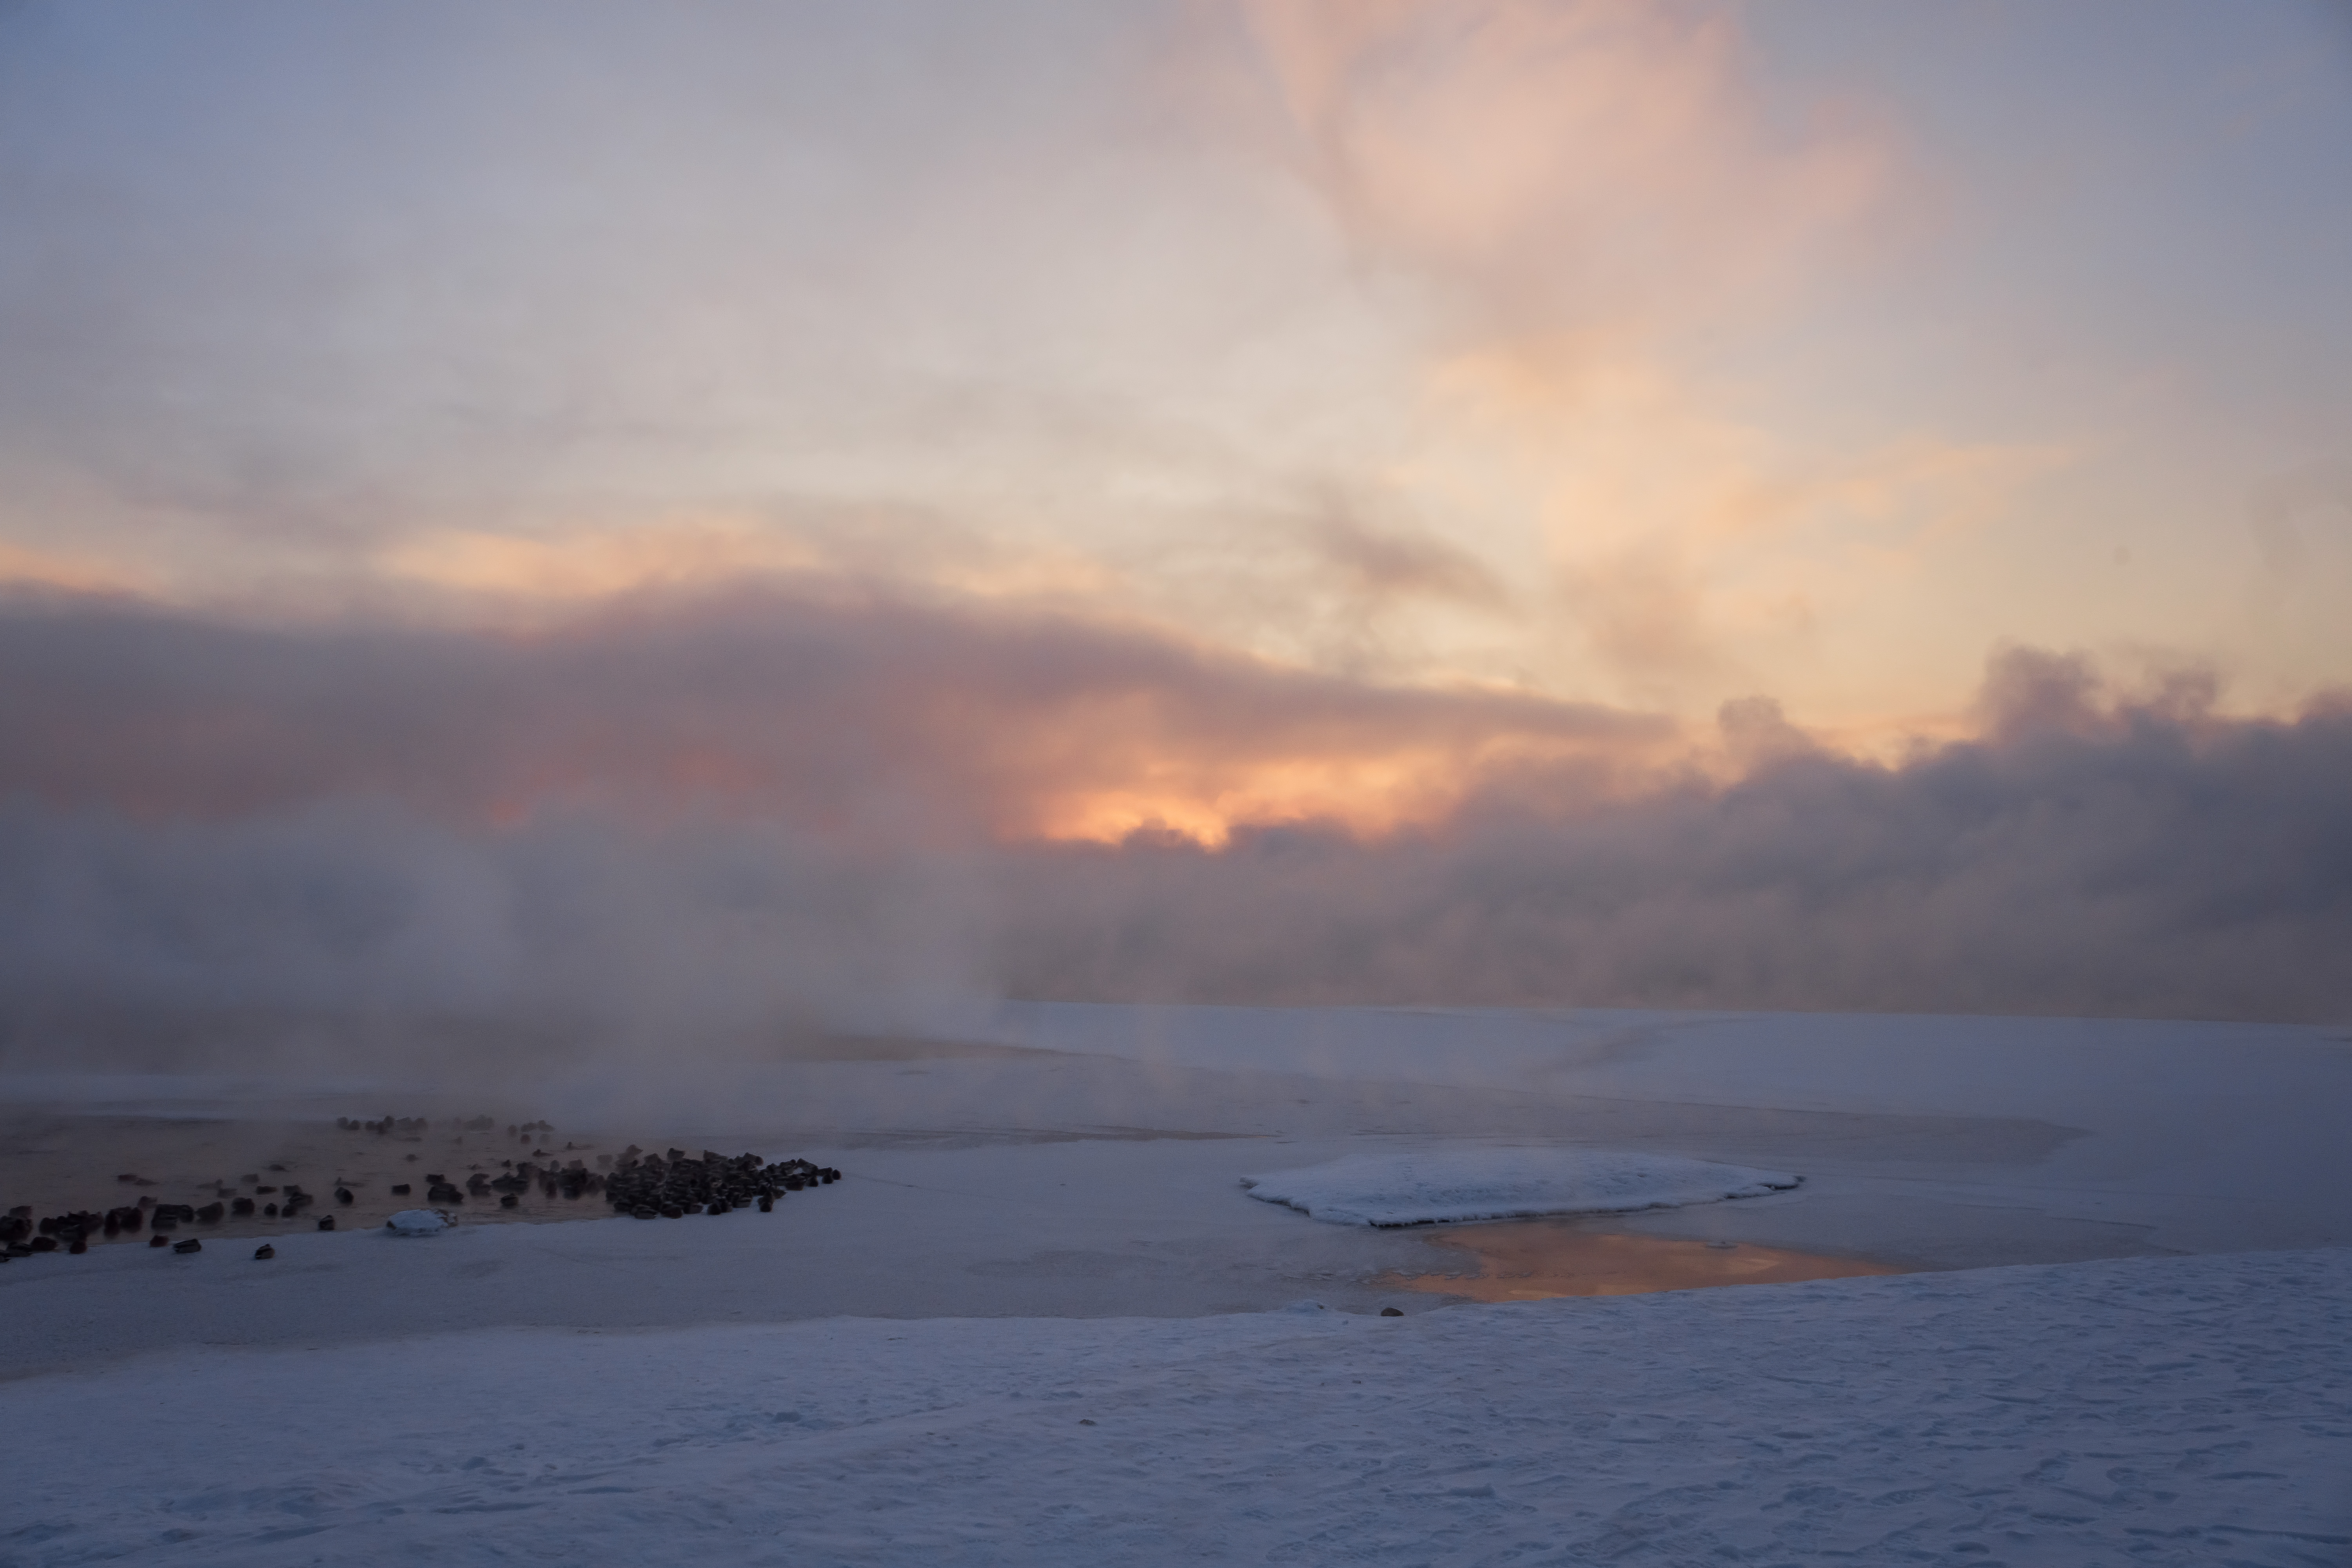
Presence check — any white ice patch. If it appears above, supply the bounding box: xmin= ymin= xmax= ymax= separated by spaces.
xmin=1239 ymin=1147 xmax=1799 ymax=1227
xmin=384 ymin=1209 xmax=452 ymax=1236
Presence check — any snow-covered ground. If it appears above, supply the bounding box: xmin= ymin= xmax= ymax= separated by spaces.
xmin=2 ymin=1247 xmax=2344 ymax=1566
xmin=1241 ymin=1147 xmax=1797 ymax=1226
xmin=3 ymin=1005 xmax=2348 ymax=1563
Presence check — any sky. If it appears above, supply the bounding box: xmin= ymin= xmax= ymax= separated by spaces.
xmin=1 ymin=0 xmax=2348 ymax=1049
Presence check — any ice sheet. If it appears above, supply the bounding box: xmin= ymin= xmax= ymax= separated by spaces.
xmin=1241 ymin=1144 xmax=1799 ymax=1225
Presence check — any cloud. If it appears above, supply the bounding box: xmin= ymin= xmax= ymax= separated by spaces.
xmin=1307 ymin=505 xmax=1508 ymax=611
xmin=1 ymin=593 xmax=2345 ymax=1078
xmin=988 ymin=647 xmax=2352 ymax=1022
xmin=0 ymin=582 xmax=1665 ymax=1075
xmin=1213 ymin=0 xmax=2067 ymax=713
xmin=0 ymin=586 xmax=1674 ymax=842
xmin=1232 ymin=0 xmax=1892 ymax=336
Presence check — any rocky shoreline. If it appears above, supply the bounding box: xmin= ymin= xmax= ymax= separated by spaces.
xmin=0 ymin=1116 xmax=842 ymax=1261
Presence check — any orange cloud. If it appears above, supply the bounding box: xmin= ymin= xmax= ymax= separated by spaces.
xmin=0 ymin=540 xmax=155 ymax=596
xmin=0 ymin=587 xmax=1683 ymax=847
xmin=1235 ymin=0 xmax=1892 ymax=334
xmin=375 ymin=521 xmax=825 ymax=601
xmin=1212 ymin=3 xmax=2088 ymax=731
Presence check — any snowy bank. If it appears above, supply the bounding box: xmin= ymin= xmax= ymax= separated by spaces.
xmin=0 ymin=1249 xmax=2343 ymax=1566
xmin=1240 ymin=1145 xmax=1798 ymax=1225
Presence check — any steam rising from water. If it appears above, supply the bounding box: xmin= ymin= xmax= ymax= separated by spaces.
xmin=2 ymin=592 xmax=2345 ymax=1093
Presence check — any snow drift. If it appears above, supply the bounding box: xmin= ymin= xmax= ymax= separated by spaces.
xmin=1240 ymin=1146 xmax=1799 ymax=1226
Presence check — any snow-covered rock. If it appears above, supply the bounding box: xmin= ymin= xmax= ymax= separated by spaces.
xmin=383 ymin=1209 xmax=451 ymax=1236
xmin=1240 ymin=1145 xmax=1798 ymax=1226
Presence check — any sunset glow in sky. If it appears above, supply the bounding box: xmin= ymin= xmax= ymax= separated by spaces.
xmin=3 ymin=2 xmax=2351 ymax=1037
xmin=2 ymin=0 xmax=2350 ymax=853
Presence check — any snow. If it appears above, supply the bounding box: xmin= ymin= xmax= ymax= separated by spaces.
xmin=3 ymin=1003 xmax=2348 ymax=1563
xmin=1240 ymin=1145 xmax=1798 ymax=1225
xmin=0 ymin=1247 xmax=2343 ymax=1565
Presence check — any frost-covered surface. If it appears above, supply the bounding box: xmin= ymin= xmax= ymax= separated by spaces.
xmin=2 ymin=1249 xmax=2345 ymax=1566
xmin=1241 ymin=1145 xmax=1799 ymax=1225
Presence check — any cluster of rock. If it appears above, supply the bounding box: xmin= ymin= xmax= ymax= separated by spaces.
xmin=601 ymin=1147 xmax=841 ymax=1219
xmin=0 ymin=1183 xmax=334 ymax=1259
xmin=339 ymin=1115 xmax=436 ymax=1135
xmin=336 ymin=1114 xmax=546 ymax=1137
xmin=416 ymin=1157 xmax=602 ymax=1209
xmin=2 ymin=1125 xmax=847 ymax=1263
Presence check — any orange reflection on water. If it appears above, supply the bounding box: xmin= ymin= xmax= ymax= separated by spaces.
xmin=1380 ymin=1220 xmax=1907 ymax=1302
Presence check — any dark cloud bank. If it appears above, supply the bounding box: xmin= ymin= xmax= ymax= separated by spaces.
xmin=1000 ymin=660 xmax=2352 ymax=1024
xmin=2 ymin=590 xmax=2347 ymax=1077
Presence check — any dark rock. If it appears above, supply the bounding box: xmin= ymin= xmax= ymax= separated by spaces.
xmin=633 ymin=1207 xmax=658 ymax=1219
xmin=254 ymin=1245 xmax=275 ymax=1259
xmin=757 ymin=1196 xmax=773 ymax=1212
xmin=499 ymin=1194 xmax=518 ymax=1209
xmin=195 ymin=1203 xmax=224 ymax=1223
xmin=1381 ymin=1307 xmax=1404 ymax=1317
xmin=148 ymin=1234 xmax=169 ymax=1248
xmin=390 ymin=1184 xmax=411 ymax=1195
xmin=263 ymin=1204 xmax=278 ymax=1217
xmin=172 ymin=1238 xmax=202 ymax=1254
xmin=317 ymin=1216 xmax=335 ymax=1230
xmin=335 ymin=1188 xmax=354 ymax=1205
xmin=231 ymin=1198 xmax=255 ymax=1216
xmin=68 ymin=1237 xmax=87 ymax=1254
xmin=660 ymin=1205 xmax=684 ymax=1219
